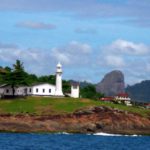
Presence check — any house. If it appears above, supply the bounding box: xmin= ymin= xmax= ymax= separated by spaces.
xmin=144 ymin=103 xmax=150 ymax=109
xmin=0 ymin=63 xmax=80 ymax=98
xmin=115 ymin=93 xmax=132 ymax=106
xmin=100 ymin=93 xmax=132 ymax=106
xmin=0 ymin=84 xmax=27 ymax=98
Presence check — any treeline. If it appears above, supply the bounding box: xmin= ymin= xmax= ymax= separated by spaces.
xmin=0 ymin=60 xmax=71 ymax=94
xmin=0 ymin=60 xmax=104 ymax=99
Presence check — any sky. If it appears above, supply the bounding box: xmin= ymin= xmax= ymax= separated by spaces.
xmin=0 ymin=0 xmax=150 ymax=85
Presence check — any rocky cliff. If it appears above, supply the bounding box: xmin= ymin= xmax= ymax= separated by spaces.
xmin=96 ymin=70 xmax=125 ymax=96
xmin=0 ymin=106 xmax=149 ymax=135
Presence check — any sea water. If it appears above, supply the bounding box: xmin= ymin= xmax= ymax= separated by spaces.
xmin=0 ymin=133 xmax=149 ymax=150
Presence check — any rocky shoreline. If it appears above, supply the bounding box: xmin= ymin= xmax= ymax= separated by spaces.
xmin=0 ymin=106 xmax=149 ymax=135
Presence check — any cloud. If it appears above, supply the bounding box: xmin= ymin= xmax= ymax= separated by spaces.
xmin=104 ymin=55 xmax=125 ymax=67
xmin=0 ymin=1 xmax=150 ymax=27
xmin=0 ymin=42 xmax=18 ymax=49
xmin=97 ymin=39 xmax=150 ymax=84
xmin=68 ymin=41 xmax=92 ymax=54
xmin=0 ymin=1 xmax=149 ymax=18
xmin=51 ymin=48 xmax=70 ymax=64
xmin=0 ymin=43 xmax=52 ymax=74
xmin=0 ymin=41 xmax=92 ymax=76
xmin=51 ymin=41 xmax=92 ymax=65
xmin=1 ymin=39 xmax=150 ymax=85
xmin=16 ymin=21 xmax=56 ymax=30
xmin=104 ymin=39 xmax=149 ymax=55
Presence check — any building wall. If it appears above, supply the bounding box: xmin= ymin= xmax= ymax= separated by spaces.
xmin=71 ymin=85 xmax=79 ymax=98
xmin=115 ymin=96 xmax=131 ymax=101
xmin=28 ymin=84 xmax=56 ymax=96
xmin=15 ymin=87 xmax=27 ymax=96
xmin=0 ymin=88 xmax=5 ymax=95
xmin=0 ymin=86 xmax=27 ymax=96
xmin=1 ymin=86 xmax=13 ymax=95
xmin=0 ymin=84 xmax=56 ymax=96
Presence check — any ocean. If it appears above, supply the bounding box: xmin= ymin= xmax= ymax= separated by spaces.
xmin=0 ymin=133 xmax=149 ymax=150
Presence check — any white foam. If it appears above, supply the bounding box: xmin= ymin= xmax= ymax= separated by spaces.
xmin=56 ymin=132 xmax=71 ymax=135
xmin=124 ymin=134 xmax=139 ymax=137
xmin=93 ymin=132 xmax=140 ymax=137
xmin=54 ymin=132 xmax=140 ymax=137
xmin=93 ymin=132 xmax=121 ymax=136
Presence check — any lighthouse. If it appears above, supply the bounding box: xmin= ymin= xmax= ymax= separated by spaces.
xmin=55 ymin=62 xmax=64 ymax=96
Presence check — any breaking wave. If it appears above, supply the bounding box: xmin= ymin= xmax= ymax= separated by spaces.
xmin=55 ymin=132 xmax=141 ymax=136
xmin=93 ymin=132 xmax=140 ymax=136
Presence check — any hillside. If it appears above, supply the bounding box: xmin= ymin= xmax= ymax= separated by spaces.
xmin=0 ymin=97 xmax=149 ymax=117
xmin=126 ymin=80 xmax=150 ymax=102
xmin=0 ymin=97 xmax=149 ymax=134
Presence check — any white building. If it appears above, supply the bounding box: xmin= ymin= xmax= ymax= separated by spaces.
xmin=115 ymin=93 xmax=132 ymax=106
xmin=55 ymin=63 xmax=64 ymax=96
xmin=0 ymin=63 xmax=80 ymax=98
xmin=71 ymin=82 xmax=80 ymax=98
xmin=0 ymin=84 xmax=27 ymax=97
xmin=27 ymin=83 xmax=56 ymax=96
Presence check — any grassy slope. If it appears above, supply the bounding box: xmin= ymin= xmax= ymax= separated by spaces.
xmin=0 ymin=97 xmax=149 ymax=117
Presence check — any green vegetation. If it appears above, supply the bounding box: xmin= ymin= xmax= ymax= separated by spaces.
xmin=0 ymin=60 xmax=103 ymax=97
xmin=97 ymin=101 xmax=150 ymax=117
xmin=0 ymin=60 xmax=149 ymax=117
xmin=80 ymin=85 xmax=104 ymax=99
xmin=0 ymin=97 xmax=149 ymax=117
xmin=2 ymin=60 xmax=28 ymax=96
xmin=0 ymin=97 xmax=98 ymax=115
xmin=0 ymin=60 xmax=71 ymax=93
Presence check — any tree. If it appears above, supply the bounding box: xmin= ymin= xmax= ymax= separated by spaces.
xmin=27 ymin=74 xmax=38 ymax=85
xmin=38 ymin=75 xmax=56 ymax=85
xmin=62 ymin=80 xmax=71 ymax=93
xmin=80 ymin=85 xmax=104 ymax=99
xmin=4 ymin=67 xmax=11 ymax=72
xmin=0 ymin=67 xmax=11 ymax=84
xmin=4 ymin=60 xmax=28 ymax=97
xmin=13 ymin=60 xmax=24 ymax=71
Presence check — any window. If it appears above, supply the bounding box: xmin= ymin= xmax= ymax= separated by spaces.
xmin=36 ymin=88 xmax=38 ymax=93
xmin=43 ymin=89 xmax=45 ymax=93
xmin=6 ymin=89 xmax=9 ymax=93
xmin=49 ymin=89 xmax=51 ymax=93
xmin=29 ymin=88 xmax=32 ymax=93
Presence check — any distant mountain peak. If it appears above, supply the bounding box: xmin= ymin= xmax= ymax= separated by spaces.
xmin=96 ymin=70 xmax=125 ymax=96
xmin=126 ymin=80 xmax=150 ymax=102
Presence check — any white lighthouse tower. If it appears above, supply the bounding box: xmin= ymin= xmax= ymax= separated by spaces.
xmin=55 ymin=62 xmax=64 ymax=96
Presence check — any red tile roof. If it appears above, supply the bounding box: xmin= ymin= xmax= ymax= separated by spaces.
xmin=117 ymin=93 xmax=129 ymax=98
xmin=145 ymin=103 xmax=150 ymax=106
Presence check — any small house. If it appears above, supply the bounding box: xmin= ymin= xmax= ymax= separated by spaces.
xmin=115 ymin=93 xmax=132 ymax=106
xmin=0 ymin=84 xmax=27 ymax=98
xmin=144 ymin=103 xmax=150 ymax=109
